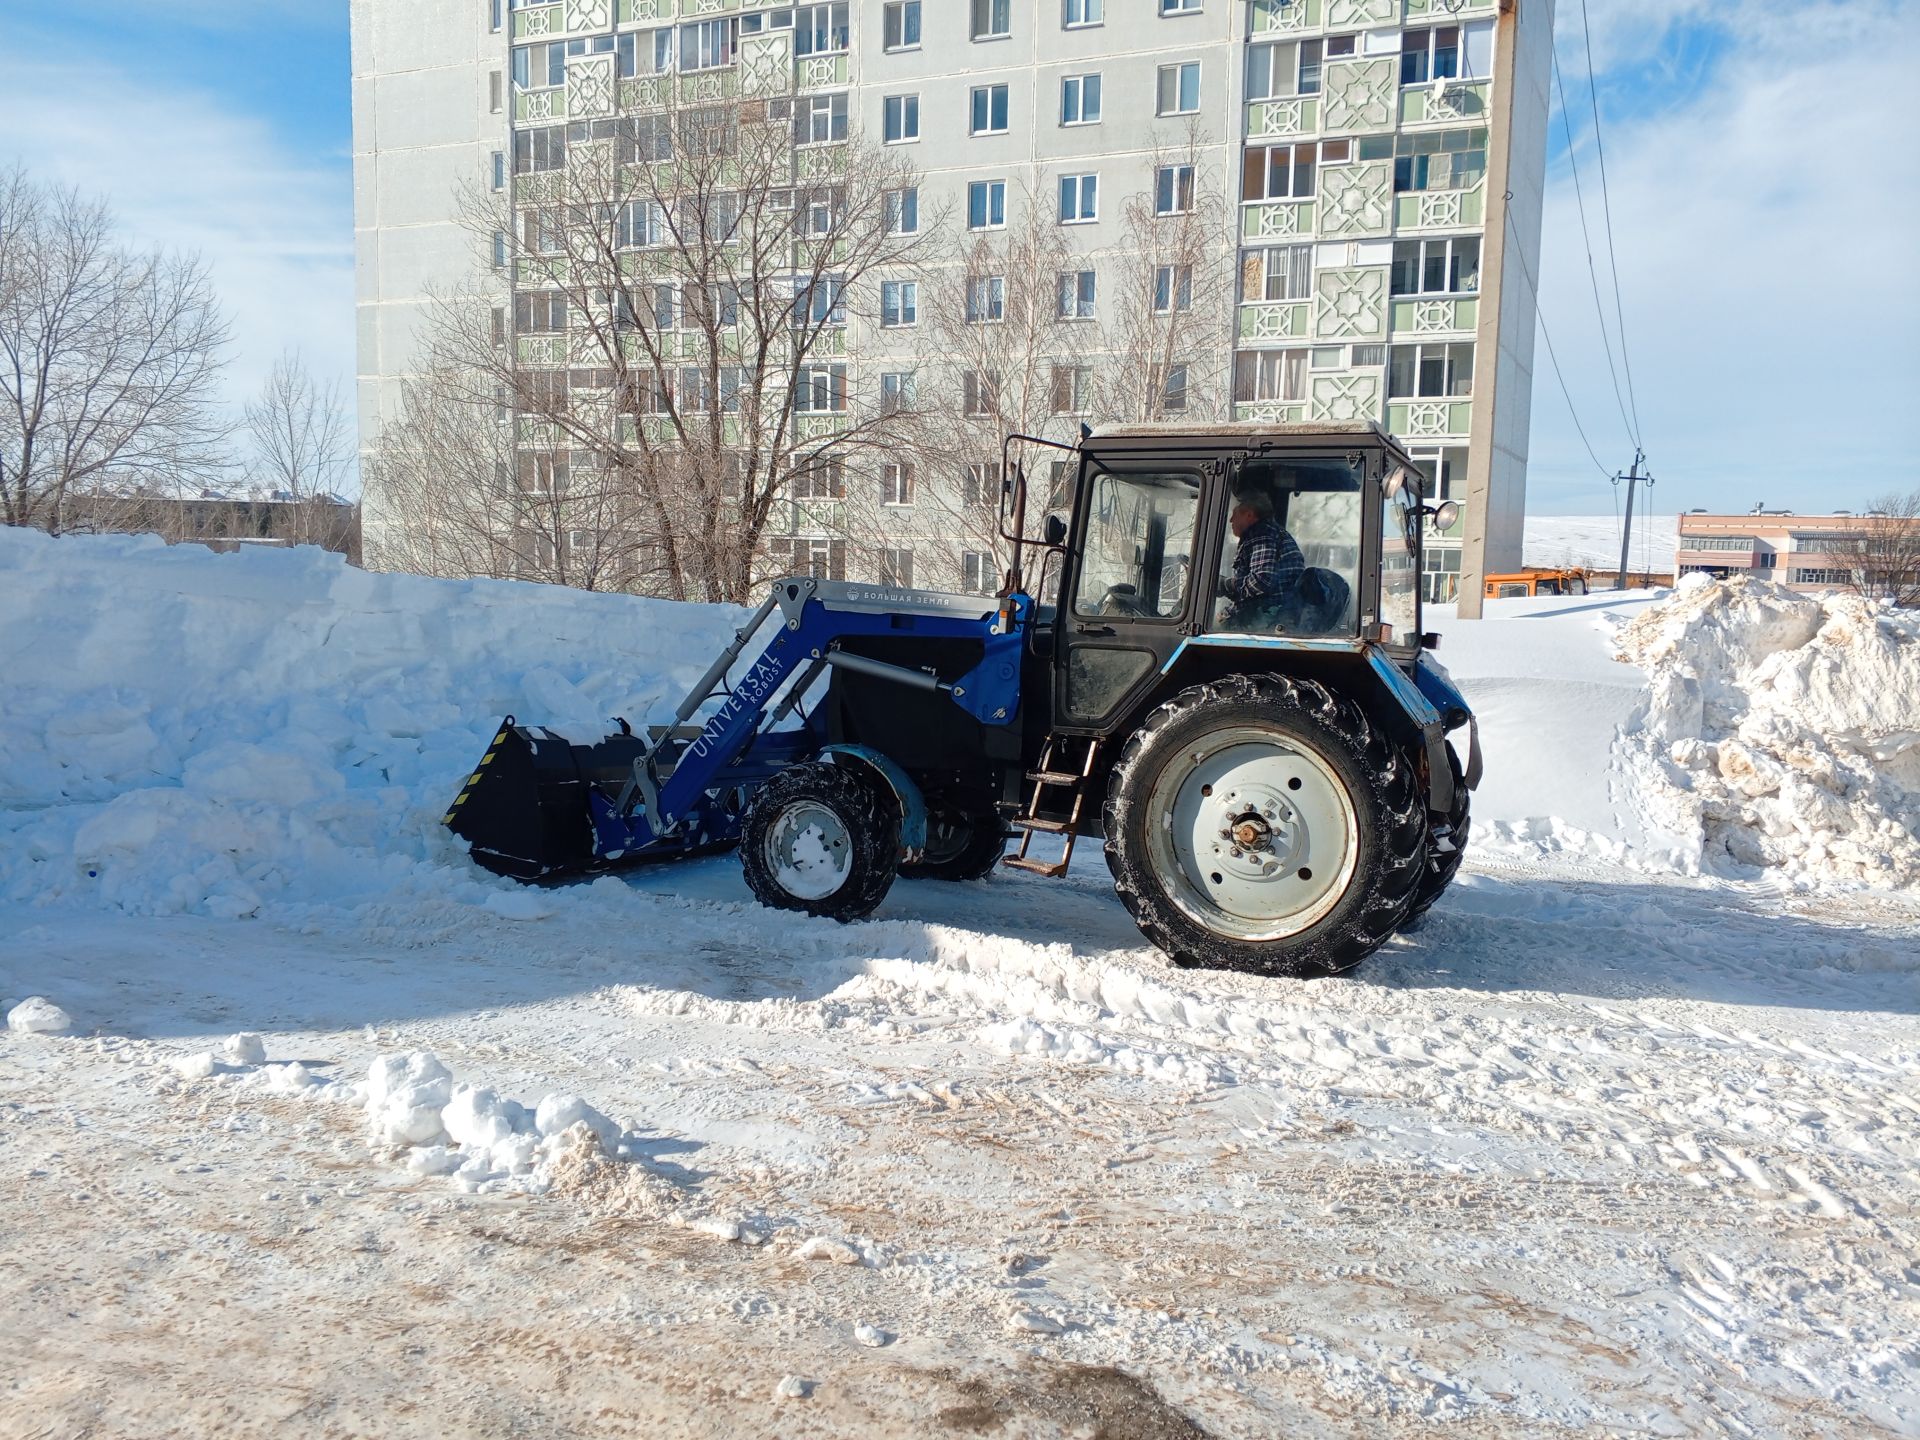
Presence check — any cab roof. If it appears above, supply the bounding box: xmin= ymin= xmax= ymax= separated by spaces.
xmin=1087 ymin=421 xmax=1393 ymax=442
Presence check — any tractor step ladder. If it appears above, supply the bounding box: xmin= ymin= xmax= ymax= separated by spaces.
xmin=1004 ymin=736 xmax=1101 ymax=878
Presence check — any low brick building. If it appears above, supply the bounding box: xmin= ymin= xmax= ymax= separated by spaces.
xmin=1676 ymin=511 xmax=1903 ymax=593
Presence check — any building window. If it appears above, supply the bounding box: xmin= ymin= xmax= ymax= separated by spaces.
xmin=964 ymin=461 xmax=1001 ymax=507
xmin=1247 ymin=37 xmax=1353 ymax=99
xmin=879 ymin=547 xmax=915 ymax=587
xmin=881 ymin=279 xmax=918 ymax=327
xmin=1388 ymin=341 xmax=1474 ymax=398
xmin=1156 ymin=61 xmax=1200 ymax=115
xmin=1233 ymin=348 xmax=1307 ymax=402
xmin=490 ymin=0 xmax=503 ymax=33
xmin=883 ymin=1 xmax=922 ymax=50
xmin=616 ymin=29 xmax=674 ymax=79
xmin=1409 ymin=445 xmax=1467 ymax=502
xmin=796 ymin=93 xmax=850 ymax=145
xmin=1157 ymin=363 xmax=1189 ymax=412
xmin=794 ymin=364 xmax=849 ymax=413
xmin=1050 ymin=365 xmax=1092 ymax=415
xmin=512 ymin=126 xmax=566 ymax=174
xmin=516 ymin=452 xmax=570 ymax=494
xmin=1400 ymin=25 xmax=1460 ymax=86
xmin=1160 ymin=0 xmax=1201 ymax=13
xmin=971 ymin=0 xmax=1011 ymax=40
xmin=880 ymin=370 xmax=917 ymax=412
xmin=962 ymin=370 xmax=999 ymax=416
xmin=1057 ymin=173 xmax=1098 ymax=223
xmin=1684 ymin=535 xmax=1759 ymax=553
xmin=615 ymin=199 xmax=666 ymax=249
xmin=885 ymin=186 xmax=919 ymax=235
xmin=970 ymin=83 xmax=1010 ymax=135
xmin=1792 ymin=567 xmax=1852 ymax=586
xmin=1057 ymin=269 xmax=1096 ymax=319
xmin=1153 ymin=263 xmax=1193 ymax=313
xmin=1394 ymin=129 xmax=1488 ymax=193
xmin=881 ymin=463 xmax=915 ymax=506
xmin=1391 ymin=237 xmax=1481 ymax=296
xmin=967 ymin=179 xmax=1007 ymax=229
xmin=772 ymin=536 xmax=848 ymax=581
xmin=1063 ymin=0 xmax=1102 ymax=26
xmin=793 ymin=277 xmax=848 ymax=328
xmin=965 ymin=275 xmax=1007 ymax=323
xmin=1242 ymin=143 xmax=1315 ymax=201
xmin=1239 ymin=244 xmax=1311 ymax=302
xmin=511 ymin=42 xmax=567 ymax=91
xmin=962 ymin=550 xmax=995 ymax=594
xmin=791 ymin=459 xmax=846 ymax=500
xmin=1153 ymin=164 xmax=1195 ymax=215
xmin=676 ymin=18 xmax=739 ymax=72
xmin=794 ymin=3 xmax=850 ymax=55
xmin=491 ymin=230 xmax=508 ymax=269
xmin=1350 ymin=343 xmax=1385 ymax=366
xmin=883 ymin=93 xmax=920 ymax=143
xmin=491 ymin=151 xmax=506 ymax=191
xmin=1060 ymin=73 xmax=1102 ymax=125
xmin=514 ymin=291 xmax=568 ymax=333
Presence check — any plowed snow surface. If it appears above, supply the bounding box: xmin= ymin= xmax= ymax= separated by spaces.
xmin=2 ymin=536 xmax=1916 ymax=1437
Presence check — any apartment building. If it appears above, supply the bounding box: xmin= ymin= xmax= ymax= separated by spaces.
xmin=1677 ymin=511 xmax=1912 ymax=593
xmin=351 ymin=0 xmax=1551 ymax=605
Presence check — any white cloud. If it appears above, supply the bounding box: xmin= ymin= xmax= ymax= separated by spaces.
xmin=1527 ymin=0 xmax=1920 ymax=515
xmin=0 ymin=54 xmax=355 ymax=488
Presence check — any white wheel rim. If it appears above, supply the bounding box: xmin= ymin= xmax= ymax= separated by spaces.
xmin=1144 ymin=725 xmax=1360 ymax=942
xmin=764 ymin=800 xmax=854 ymax=901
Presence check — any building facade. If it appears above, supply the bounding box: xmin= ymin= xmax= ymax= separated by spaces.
xmin=1677 ymin=512 xmax=1911 ymax=594
xmin=351 ymin=0 xmax=1551 ymax=602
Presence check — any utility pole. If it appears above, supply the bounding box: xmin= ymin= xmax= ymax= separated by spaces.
xmin=1614 ymin=451 xmax=1653 ymax=591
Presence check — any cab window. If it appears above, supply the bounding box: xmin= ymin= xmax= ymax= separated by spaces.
xmin=1212 ymin=456 xmax=1361 ymax=636
xmin=1381 ymin=477 xmax=1420 ymax=641
xmin=1072 ymin=471 xmax=1199 ymax=620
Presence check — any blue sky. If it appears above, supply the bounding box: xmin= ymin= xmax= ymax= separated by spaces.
xmin=2 ymin=0 xmax=1913 ymax=520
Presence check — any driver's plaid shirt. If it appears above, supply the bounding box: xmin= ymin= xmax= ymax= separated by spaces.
xmin=1226 ymin=517 xmax=1305 ymax=604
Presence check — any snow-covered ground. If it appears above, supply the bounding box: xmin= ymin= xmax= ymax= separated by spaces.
xmin=1525 ymin=513 xmax=1677 ymax=577
xmin=2 ymin=531 xmax=1916 ymax=1438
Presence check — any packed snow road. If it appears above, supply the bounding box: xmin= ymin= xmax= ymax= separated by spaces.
xmin=2 ymin=532 xmax=1917 ymax=1436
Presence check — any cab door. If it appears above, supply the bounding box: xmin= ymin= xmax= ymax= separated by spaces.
xmin=1055 ymin=465 xmax=1207 ymax=733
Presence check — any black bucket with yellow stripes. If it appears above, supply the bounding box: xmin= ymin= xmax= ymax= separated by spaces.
xmin=443 ymin=717 xmax=647 ymax=882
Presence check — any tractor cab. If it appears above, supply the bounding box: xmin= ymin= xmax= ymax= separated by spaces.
xmin=1009 ymin=423 xmax=1434 ymax=737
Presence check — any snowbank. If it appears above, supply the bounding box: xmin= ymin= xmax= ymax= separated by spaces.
xmin=1611 ymin=575 xmax=1920 ymax=888
xmin=0 ymin=528 xmax=740 ymax=920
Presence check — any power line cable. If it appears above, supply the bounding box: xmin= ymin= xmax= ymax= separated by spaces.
xmin=1577 ymin=0 xmax=1644 ymax=447
xmin=1551 ymin=47 xmax=1638 ymax=451
xmin=1500 ymin=209 xmax=1613 ymax=482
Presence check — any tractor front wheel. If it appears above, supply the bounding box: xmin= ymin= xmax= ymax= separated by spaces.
xmin=739 ymin=760 xmax=900 ymax=922
xmin=1103 ymin=675 xmax=1425 ymax=978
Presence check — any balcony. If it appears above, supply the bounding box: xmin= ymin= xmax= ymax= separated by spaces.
xmin=1394 ymin=183 xmax=1486 ymax=232
xmin=1236 ymin=301 xmax=1311 ymax=345
xmin=1233 ymin=400 xmax=1308 ymax=424
xmin=514 ymin=86 xmax=567 ymax=124
xmin=1400 ymin=80 xmax=1491 ymax=127
xmin=1389 ymin=295 xmax=1478 ymax=334
xmin=1249 ymin=0 xmax=1322 ymax=35
xmin=1240 ymin=199 xmax=1314 ymax=243
xmin=1386 ymin=398 xmax=1472 ymax=440
xmin=1247 ymin=96 xmax=1317 ymax=141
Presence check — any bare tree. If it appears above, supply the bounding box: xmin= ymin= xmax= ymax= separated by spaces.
xmin=1099 ymin=126 xmax=1233 ymax=425
xmin=0 ymin=166 xmax=231 ymax=533
xmin=385 ymin=87 xmax=932 ymax=604
xmin=1825 ymin=492 xmax=1920 ymax=608
xmin=244 ymin=349 xmax=352 ymax=547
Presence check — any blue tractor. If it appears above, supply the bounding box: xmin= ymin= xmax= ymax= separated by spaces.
xmin=446 ymin=422 xmax=1480 ymax=978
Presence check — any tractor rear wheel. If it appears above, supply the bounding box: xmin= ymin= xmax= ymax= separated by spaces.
xmin=1103 ymin=675 xmax=1425 ymax=978
xmin=739 ymin=760 xmax=900 ymax=922
xmin=900 ymin=812 xmax=1008 ymax=882
xmin=1403 ymin=739 xmax=1470 ymax=925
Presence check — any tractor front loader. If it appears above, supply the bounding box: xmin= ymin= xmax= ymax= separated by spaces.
xmin=447 ymin=421 xmax=1480 ymax=978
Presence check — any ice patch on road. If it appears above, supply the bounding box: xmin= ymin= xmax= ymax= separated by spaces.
xmin=1612 ymin=576 xmax=1920 ymax=889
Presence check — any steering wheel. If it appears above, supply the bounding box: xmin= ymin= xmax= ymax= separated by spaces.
xmin=1098 ymin=582 xmax=1149 ymax=617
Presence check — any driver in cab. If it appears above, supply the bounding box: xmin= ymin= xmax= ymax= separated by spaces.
xmin=1220 ymin=489 xmax=1304 ymax=627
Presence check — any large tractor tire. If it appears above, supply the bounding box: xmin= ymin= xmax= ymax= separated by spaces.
xmin=1103 ymin=674 xmax=1426 ymax=979
xmin=1403 ymin=739 xmax=1470 ymax=926
xmin=739 ymin=760 xmax=900 ymax=922
xmin=900 ymin=812 xmax=1008 ymax=882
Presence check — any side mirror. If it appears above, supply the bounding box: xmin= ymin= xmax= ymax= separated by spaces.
xmin=1384 ymin=465 xmax=1412 ymax=500
xmin=1430 ymin=500 xmax=1461 ymax=531
xmin=1043 ymin=513 xmax=1068 ymax=547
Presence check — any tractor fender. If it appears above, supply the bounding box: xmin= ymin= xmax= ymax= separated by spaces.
xmin=816 ymin=744 xmax=930 ymax=862
xmin=1414 ymin=652 xmax=1482 ymax=791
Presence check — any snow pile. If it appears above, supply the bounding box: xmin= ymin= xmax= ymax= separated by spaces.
xmin=7 ymin=996 xmax=72 ymax=1034
xmin=0 ymin=528 xmax=741 ymax=920
xmin=1611 ymin=575 xmax=1920 ymax=887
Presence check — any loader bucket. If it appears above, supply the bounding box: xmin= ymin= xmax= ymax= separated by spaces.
xmin=443 ymin=718 xmax=603 ymax=881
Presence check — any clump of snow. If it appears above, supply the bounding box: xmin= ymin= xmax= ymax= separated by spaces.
xmin=853 ymin=1323 xmax=892 ymax=1348
xmin=0 ymin=527 xmax=741 ymax=921
xmin=224 ymin=1032 xmax=266 ymax=1064
xmin=174 ymin=1051 xmax=217 ymax=1079
xmin=773 ymin=1375 xmax=812 ymax=1401
xmin=1612 ymin=576 xmax=1920 ymax=888
xmin=7 ymin=996 xmax=73 ymax=1034
xmin=794 ymin=1235 xmax=864 ymax=1265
